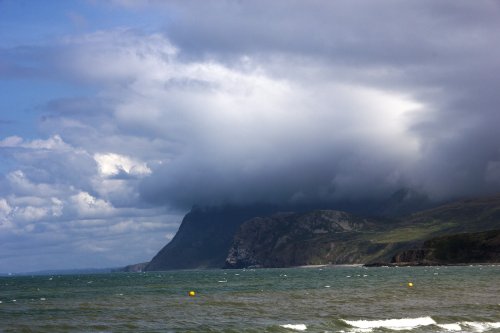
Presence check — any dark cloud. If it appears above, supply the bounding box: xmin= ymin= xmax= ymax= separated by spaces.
xmin=132 ymin=0 xmax=500 ymax=208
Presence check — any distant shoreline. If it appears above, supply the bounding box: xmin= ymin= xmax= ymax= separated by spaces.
xmin=295 ymin=264 xmax=363 ymax=269
xmin=364 ymin=262 xmax=500 ymax=267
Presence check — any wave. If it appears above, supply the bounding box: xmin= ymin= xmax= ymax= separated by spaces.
xmin=341 ymin=317 xmax=500 ymax=332
xmin=449 ymin=321 xmax=500 ymax=332
xmin=342 ymin=316 xmax=436 ymax=331
xmin=280 ymin=323 xmax=307 ymax=331
xmin=436 ymin=321 xmax=500 ymax=332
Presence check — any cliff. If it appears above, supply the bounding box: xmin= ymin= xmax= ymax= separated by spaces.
xmin=145 ymin=205 xmax=279 ymax=271
xmin=390 ymin=229 xmax=500 ymax=265
xmin=225 ymin=195 xmax=500 ymax=268
xmin=145 ymin=194 xmax=500 ymax=270
xmin=224 ymin=210 xmax=383 ymax=268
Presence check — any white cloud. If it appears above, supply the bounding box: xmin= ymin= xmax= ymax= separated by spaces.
xmin=0 ymin=135 xmax=71 ymax=150
xmin=0 ymin=136 xmax=23 ymax=147
xmin=47 ymin=29 xmax=426 ymax=207
xmin=6 ymin=170 xmax=60 ymax=197
xmin=0 ymin=198 xmax=12 ymax=215
xmin=64 ymin=30 xmax=177 ymax=83
xmin=70 ymin=191 xmax=115 ymax=218
xmin=0 ymin=198 xmax=13 ymax=229
xmin=51 ymin=197 xmax=64 ymax=217
xmin=12 ymin=205 xmax=49 ymax=223
xmin=94 ymin=153 xmax=151 ymax=177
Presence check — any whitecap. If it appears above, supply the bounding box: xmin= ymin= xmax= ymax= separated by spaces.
xmin=437 ymin=323 xmax=461 ymax=331
xmin=461 ymin=321 xmax=500 ymax=332
xmin=40 ymin=298 xmax=46 ymax=301
xmin=342 ymin=316 xmax=436 ymax=331
xmin=280 ymin=323 xmax=307 ymax=331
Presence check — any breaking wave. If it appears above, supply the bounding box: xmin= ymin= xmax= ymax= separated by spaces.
xmin=341 ymin=317 xmax=500 ymax=332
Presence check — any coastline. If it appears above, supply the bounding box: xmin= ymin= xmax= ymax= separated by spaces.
xmin=364 ymin=262 xmax=500 ymax=267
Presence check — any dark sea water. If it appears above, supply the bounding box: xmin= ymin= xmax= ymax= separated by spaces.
xmin=0 ymin=265 xmax=499 ymax=332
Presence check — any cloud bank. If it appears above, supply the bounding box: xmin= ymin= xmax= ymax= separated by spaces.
xmin=1 ymin=0 xmax=500 ymax=271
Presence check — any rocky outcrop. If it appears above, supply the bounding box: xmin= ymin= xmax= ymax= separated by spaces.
xmin=391 ymin=229 xmax=500 ymax=265
xmin=224 ymin=210 xmax=383 ymax=268
xmin=145 ymin=194 xmax=500 ymax=270
xmin=391 ymin=249 xmax=428 ymax=264
xmin=145 ymin=205 xmax=280 ymax=271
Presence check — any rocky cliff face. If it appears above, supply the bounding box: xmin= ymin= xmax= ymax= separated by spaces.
xmin=224 ymin=210 xmax=383 ymax=268
xmin=145 ymin=194 xmax=500 ymax=270
xmin=145 ymin=205 xmax=280 ymax=271
xmin=391 ymin=229 xmax=500 ymax=265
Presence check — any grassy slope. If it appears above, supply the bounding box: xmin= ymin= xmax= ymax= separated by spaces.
xmin=361 ymin=195 xmax=500 ymax=263
xmin=277 ymin=195 xmax=499 ymax=265
xmin=226 ymin=195 xmax=500 ymax=268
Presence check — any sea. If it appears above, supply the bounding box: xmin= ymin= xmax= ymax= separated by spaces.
xmin=0 ymin=265 xmax=499 ymax=332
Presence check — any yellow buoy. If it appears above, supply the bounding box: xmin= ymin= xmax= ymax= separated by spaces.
xmin=408 ymin=282 xmax=414 ymax=287
xmin=188 ymin=290 xmax=196 ymax=297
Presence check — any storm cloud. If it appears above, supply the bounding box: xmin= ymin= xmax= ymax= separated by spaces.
xmin=1 ymin=0 xmax=500 ymax=272
xmin=135 ymin=0 xmax=500 ymax=207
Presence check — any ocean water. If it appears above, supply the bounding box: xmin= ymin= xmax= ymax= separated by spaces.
xmin=0 ymin=265 xmax=499 ymax=332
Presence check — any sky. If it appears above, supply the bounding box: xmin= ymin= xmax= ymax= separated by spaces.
xmin=1 ymin=0 xmax=500 ymax=273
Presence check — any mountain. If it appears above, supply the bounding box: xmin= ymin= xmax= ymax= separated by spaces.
xmin=390 ymin=229 xmax=500 ymax=265
xmin=225 ymin=195 xmax=500 ymax=268
xmin=145 ymin=194 xmax=500 ymax=270
xmin=145 ymin=204 xmax=280 ymax=271
xmin=224 ymin=210 xmax=383 ymax=268
xmin=376 ymin=195 xmax=500 ymax=265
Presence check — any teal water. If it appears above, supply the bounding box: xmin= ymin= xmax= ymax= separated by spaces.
xmin=0 ymin=265 xmax=499 ymax=332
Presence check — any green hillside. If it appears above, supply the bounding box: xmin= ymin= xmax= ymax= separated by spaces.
xmin=225 ymin=195 xmax=500 ymax=268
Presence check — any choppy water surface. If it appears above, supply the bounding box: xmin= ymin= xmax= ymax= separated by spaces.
xmin=0 ymin=265 xmax=499 ymax=332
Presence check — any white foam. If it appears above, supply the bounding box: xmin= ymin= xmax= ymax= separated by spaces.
xmin=438 ymin=323 xmax=462 ymax=331
xmin=461 ymin=321 xmax=500 ymax=332
xmin=280 ymin=323 xmax=307 ymax=331
xmin=342 ymin=316 xmax=436 ymax=331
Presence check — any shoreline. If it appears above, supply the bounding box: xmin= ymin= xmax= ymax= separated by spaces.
xmin=364 ymin=262 xmax=500 ymax=267
xmin=295 ymin=264 xmax=364 ymax=269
